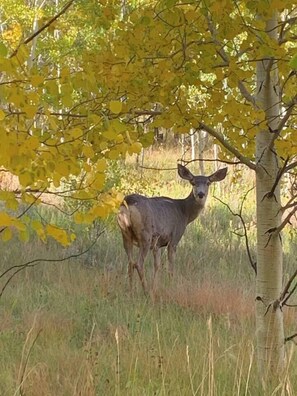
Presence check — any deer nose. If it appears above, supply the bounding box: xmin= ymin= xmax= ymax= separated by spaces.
xmin=197 ymin=192 xmax=205 ymax=199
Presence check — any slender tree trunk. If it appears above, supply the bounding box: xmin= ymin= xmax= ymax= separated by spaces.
xmin=255 ymin=13 xmax=285 ymax=376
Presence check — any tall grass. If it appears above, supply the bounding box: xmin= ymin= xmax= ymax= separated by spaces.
xmin=1 ymin=149 xmax=297 ymax=395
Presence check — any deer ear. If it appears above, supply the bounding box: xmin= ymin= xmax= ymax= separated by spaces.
xmin=178 ymin=164 xmax=194 ymax=181
xmin=208 ymin=167 xmax=228 ymax=183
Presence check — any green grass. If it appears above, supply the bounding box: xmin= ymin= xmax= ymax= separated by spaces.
xmin=1 ymin=150 xmax=297 ymax=395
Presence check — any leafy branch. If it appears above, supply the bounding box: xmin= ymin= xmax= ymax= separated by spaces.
xmin=10 ymin=0 xmax=76 ymax=58
xmin=199 ymin=123 xmax=257 ymax=170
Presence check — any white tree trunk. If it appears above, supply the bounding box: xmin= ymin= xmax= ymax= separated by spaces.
xmin=255 ymin=14 xmax=285 ymax=375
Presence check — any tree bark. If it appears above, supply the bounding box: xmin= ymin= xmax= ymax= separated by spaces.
xmin=255 ymin=13 xmax=285 ymax=376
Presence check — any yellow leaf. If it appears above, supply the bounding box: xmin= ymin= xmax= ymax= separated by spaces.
xmin=46 ymin=224 xmax=71 ymax=246
xmin=2 ymin=227 xmax=12 ymax=241
xmin=92 ymin=205 xmax=109 ymax=218
xmin=19 ymin=172 xmax=33 ymax=187
xmin=69 ymin=128 xmax=83 ymax=139
xmin=11 ymin=218 xmax=26 ymax=231
xmin=22 ymin=193 xmax=39 ymax=204
xmin=92 ymin=173 xmax=105 ymax=189
xmin=5 ymin=196 xmax=18 ymax=211
xmin=26 ymin=136 xmax=40 ymax=150
xmin=19 ymin=229 xmax=29 ymax=242
xmin=96 ymin=158 xmax=107 ymax=172
xmin=128 ymin=142 xmax=142 ymax=155
xmin=0 ymin=109 xmax=5 ymax=121
xmin=102 ymin=128 xmax=118 ymax=140
xmin=56 ymin=162 xmax=69 ymax=177
xmin=31 ymin=75 xmax=44 ymax=87
xmin=107 ymin=149 xmax=120 ymax=160
xmin=24 ymin=105 xmax=38 ymax=118
xmin=0 ymin=211 xmax=13 ymax=226
xmin=109 ymin=100 xmax=122 ymax=114
xmin=82 ymin=145 xmax=95 ymax=159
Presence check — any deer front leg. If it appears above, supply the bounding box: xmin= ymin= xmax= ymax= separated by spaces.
xmin=167 ymin=243 xmax=176 ymax=277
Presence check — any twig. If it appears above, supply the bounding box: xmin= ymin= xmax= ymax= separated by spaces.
xmin=268 ymin=95 xmax=297 ymax=149
xmin=284 ymin=332 xmax=297 ymax=344
xmin=266 ymin=206 xmax=297 ymax=236
xmin=280 ymin=268 xmax=297 ymax=308
xmin=214 ymin=189 xmax=257 ymax=274
xmin=284 ymin=160 xmax=297 ymax=173
xmin=262 ymin=157 xmax=289 ymax=201
xmin=0 ymin=229 xmax=105 ymax=299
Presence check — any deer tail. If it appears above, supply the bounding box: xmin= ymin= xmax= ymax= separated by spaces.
xmin=117 ymin=200 xmax=132 ymax=230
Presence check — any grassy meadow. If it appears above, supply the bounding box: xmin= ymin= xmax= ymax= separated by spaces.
xmin=1 ymin=148 xmax=297 ymax=395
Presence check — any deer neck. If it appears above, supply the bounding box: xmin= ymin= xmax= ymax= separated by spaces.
xmin=182 ymin=192 xmax=205 ymax=224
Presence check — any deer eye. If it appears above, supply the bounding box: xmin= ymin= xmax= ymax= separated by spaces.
xmin=207 ymin=181 xmax=211 ymax=186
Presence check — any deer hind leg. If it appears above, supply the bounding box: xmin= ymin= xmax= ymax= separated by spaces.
xmin=152 ymin=248 xmax=161 ymax=292
xmin=122 ymin=235 xmax=135 ymax=291
xmin=167 ymin=243 xmax=176 ymax=277
xmin=134 ymin=238 xmax=150 ymax=294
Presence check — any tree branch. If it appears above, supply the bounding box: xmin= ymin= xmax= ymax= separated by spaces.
xmin=266 ymin=206 xmax=297 ymax=236
xmin=10 ymin=0 xmax=76 ymax=58
xmin=0 ymin=229 xmax=105 ymax=299
xmin=284 ymin=160 xmax=297 ymax=173
xmin=285 ymin=332 xmax=297 ymax=344
xmin=268 ymin=95 xmax=297 ymax=149
xmin=238 ymin=80 xmax=257 ymax=106
xmin=199 ymin=123 xmax=256 ymax=170
xmin=262 ymin=157 xmax=289 ymax=201
xmin=214 ymin=189 xmax=257 ymax=274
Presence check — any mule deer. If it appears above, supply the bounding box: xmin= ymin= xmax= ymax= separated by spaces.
xmin=117 ymin=164 xmax=227 ymax=292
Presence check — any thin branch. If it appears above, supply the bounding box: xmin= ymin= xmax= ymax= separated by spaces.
xmin=262 ymin=157 xmax=289 ymax=201
xmin=214 ymin=189 xmax=257 ymax=274
xmin=285 ymin=332 xmax=297 ymax=344
xmin=268 ymin=95 xmax=297 ymax=149
xmin=199 ymin=123 xmax=256 ymax=170
xmin=180 ymin=157 xmax=242 ymax=166
xmin=0 ymin=229 xmax=105 ymax=299
xmin=10 ymin=0 xmax=76 ymax=58
xmin=266 ymin=206 xmax=297 ymax=236
xmin=281 ymin=194 xmax=297 ymax=212
xmin=280 ymin=268 xmax=297 ymax=304
xmin=285 ymin=160 xmax=297 ymax=173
